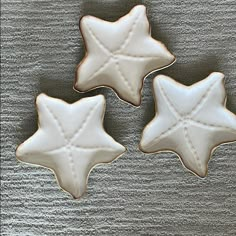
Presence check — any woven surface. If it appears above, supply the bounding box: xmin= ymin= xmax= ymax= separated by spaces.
xmin=1 ymin=0 xmax=236 ymax=235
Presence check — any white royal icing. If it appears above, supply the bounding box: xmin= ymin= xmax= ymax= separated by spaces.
xmin=16 ymin=94 xmax=126 ymax=199
xmin=75 ymin=5 xmax=175 ymax=106
xmin=140 ymin=72 xmax=236 ymax=177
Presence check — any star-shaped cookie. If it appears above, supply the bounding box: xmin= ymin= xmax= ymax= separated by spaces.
xmin=140 ymin=73 xmax=236 ymax=177
xmin=16 ymin=94 xmax=126 ymax=199
xmin=74 ymin=5 xmax=175 ymax=106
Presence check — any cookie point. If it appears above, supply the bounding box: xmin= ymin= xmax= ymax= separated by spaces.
xmin=96 ymin=94 xmax=105 ymax=103
xmin=131 ymin=5 xmax=146 ymax=14
xmin=155 ymin=74 xmax=169 ymax=80
xmin=196 ymin=170 xmax=207 ymax=178
xmin=74 ymin=76 xmax=87 ymax=92
xmin=169 ymin=53 xmax=176 ymax=64
xmin=16 ymin=145 xmax=25 ymax=161
xmin=139 ymin=139 xmax=149 ymax=153
xmin=135 ymin=5 xmax=146 ymax=10
xmin=72 ymin=192 xmax=84 ymax=200
xmin=73 ymin=80 xmax=79 ymax=90
xmin=165 ymin=51 xmax=176 ymax=67
xmin=191 ymin=165 xmax=208 ymax=178
xmin=154 ymin=74 xmax=170 ymax=86
xmin=36 ymin=93 xmax=48 ymax=104
xmin=211 ymin=72 xmax=225 ymax=81
xmin=80 ymin=15 xmax=91 ymax=27
xmin=131 ymin=96 xmax=141 ymax=107
xmin=37 ymin=93 xmax=47 ymax=99
xmin=119 ymin=144 xmax=126 ymax=154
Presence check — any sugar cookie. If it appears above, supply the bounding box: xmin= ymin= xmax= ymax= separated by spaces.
xmin=16 ymin=94 xmax=126 ymax=199
xmin=74 ymin=5 xmax=175 ymax=106
xmin=140 ymin=73 xmax=236 ymax=177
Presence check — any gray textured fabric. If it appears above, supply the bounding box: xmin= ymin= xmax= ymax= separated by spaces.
xmin=1 ymin=0 xmax=236 ymax=235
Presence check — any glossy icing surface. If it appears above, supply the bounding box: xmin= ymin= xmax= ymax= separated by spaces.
xmin=75 ymin=5 xmax=175 ymax=106
xmin=140 ymin=72 xmax=236 ymax=177
xmin=16 ymin=94 xmax=126 ymax=199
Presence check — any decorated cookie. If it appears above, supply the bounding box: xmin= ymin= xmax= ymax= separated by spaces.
xmin=16 ymin=94 xmax=126 ymax=199
xmin=74 ymin=5 xmax=175 ymax=106
xmin=140 ymin=72 xmax=236 ymax=177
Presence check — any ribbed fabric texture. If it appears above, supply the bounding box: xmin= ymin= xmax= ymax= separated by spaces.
xmin=1 ymin=0 xmax=236 ymax=235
